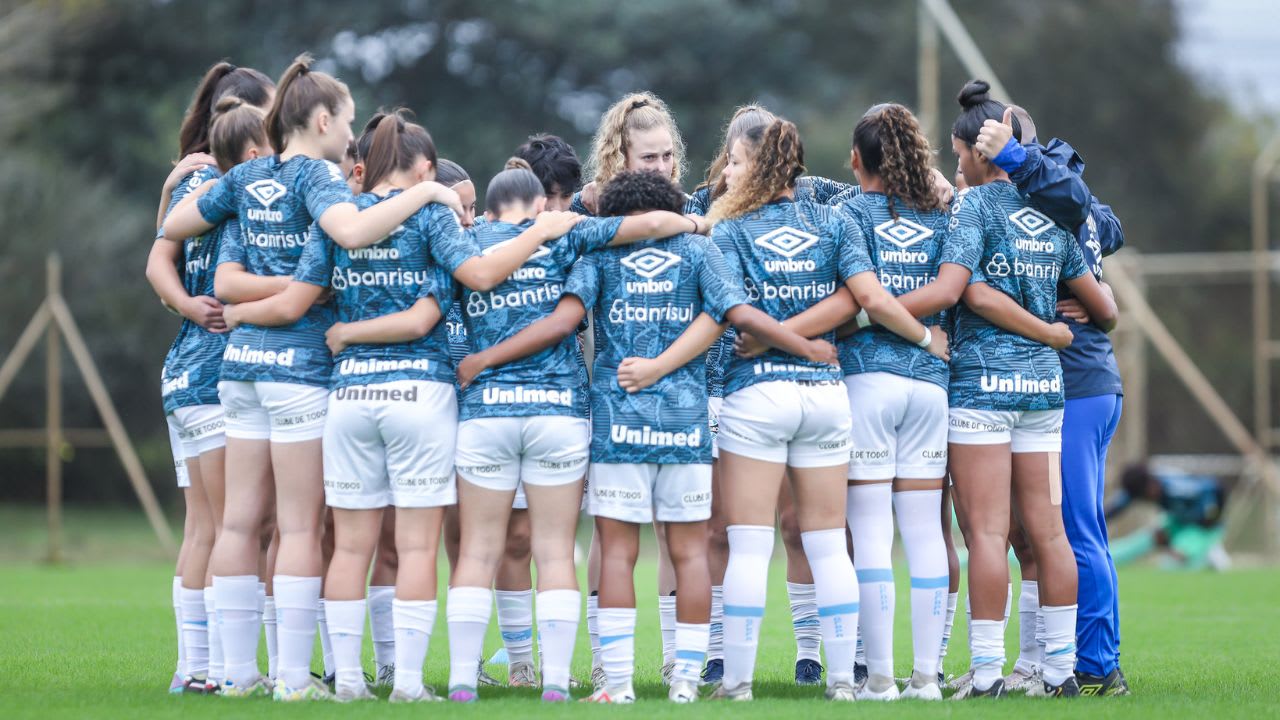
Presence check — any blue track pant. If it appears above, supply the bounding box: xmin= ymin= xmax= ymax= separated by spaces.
xmin=1060 ymin=393 xmax=1123 ymax=677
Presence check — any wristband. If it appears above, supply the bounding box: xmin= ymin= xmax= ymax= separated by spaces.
xmin=992 ymin=137 xmax=1027 ymax=174
xmin=855 ymin=308 xmax=871 ymax=329
xmin=916 ymin=326 xmax=932 ymax=349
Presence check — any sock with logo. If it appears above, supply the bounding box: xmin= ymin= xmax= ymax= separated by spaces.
xmin=367 ymin=586 xmax=396 ymax=676
xmin=658 ymin=592 xmax=677 ymax=666
xmin=722 ymin=525 xmax=773 ymax=690
xmin=496 ymin=589 xmax=535 ymax=665
xmin=1040 ymin=604 xmax=1078 ymax=686
xmin=673 ymin=622 xmax=710 ymax=684
xmin=801 ymin=528 xmax=860 ymax=688
xmin=214 ymin=575 xmax=262 ymax=688
xmin=847 ymin=483 xmax=894 ymax=679
xmin=786 ymin=582 xmax=821 ymax=663
xmin=394 ymin=598 xmax=438 ymax=696
xmin=536 ymin=589 xmax=581 ymax=692
xmin=274 ymin=575 xmax=322 ymax=690
xmin=325 ymin=599 xmax=367 ymax=692
xmin=447 ymin=586 xmax=491 ymax=692
xmin=181 ymin=586 xmax=209 ymax=679
xmin=894 ymin=489 xmax=948 ymax=678
xmin=598 ymin=606 xmax=636 ymax=689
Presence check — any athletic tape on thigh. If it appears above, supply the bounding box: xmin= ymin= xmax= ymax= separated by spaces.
xmin=1048 ymin=452 xmax=1062 ymax=506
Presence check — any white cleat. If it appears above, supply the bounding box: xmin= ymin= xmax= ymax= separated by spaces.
xmin=709 ymin=681 xmax=753 ymax=701
xmin=1004 ymin=666 xmax=1040 ymax=694
xmin=334 ymin=682 xmax=376 ymax=702
xmin=825 ymin=680 xmax=858 ymax=702
xmin=581 ymin=682 xmax=636 ymax=704
xmin=389 ymin=685 xmax=445 ymax=703
xmin=900 ymin=671 xmax=943 ymax=701
xmin=857 ymin=674 xmax=900 ymax=701
xmin=669 ymin=679 xmax=700 ymax=703
xmin=508 ymin=660 xmax=538 ymax=688
xmin=948 ymin=668 xmax=975 ymax=699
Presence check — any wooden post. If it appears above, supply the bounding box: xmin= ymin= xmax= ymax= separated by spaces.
xmin=1252 ymin=136 xmax=1280 ymax=451
xmin=45 ymin=255 xmax=63 ymax=563
xmin=917 ymin=1 xmax=940 ymax=149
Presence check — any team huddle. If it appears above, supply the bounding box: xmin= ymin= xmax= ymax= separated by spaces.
xmin=148 ymin=51 xmax=1128 ymax=705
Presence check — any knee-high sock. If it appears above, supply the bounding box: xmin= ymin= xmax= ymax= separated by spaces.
xmin=658 ymin=593 xmax=677 ymax=666
xmin=180 ymin=586 xmax=209 ymax=678
xmin=598 ymin=607 xmax=636 ymax=688
xmin=214 ymin=575 xmax=262 ymax=687
xmin=536 ymin=589 xmax=581 ymax=692
xmin=894 ymin=489 xmax=947 ymax=678
xmin=801 ymin=528 xmax=860 ymax=688
xmin=446 ymin=587 xmax=491 ymax=691
xmin=707 ymin=585 xmax=725 ymax=661
xmin=393 ymin=598 xmax=437 ymax=695
xmin=172 ymin=577 xmax=185 ymax=677
xmin=325 ymin=599 xmax=367 ymax=690
xmin=721 ymin=525 xmax=773 ymax=690
xmin=848 ymin=484 xmax=893 ymax=679
xmin=1014 ymin=580 xmax=1041 ymax=674
xmin=367 ymin=586 xmax=395 ymax=674
xmin=787 ymin=582 xmax=821 ymax=663
xmin=1040 ymin=604 xmax=1078 ymax=686
xmin=496 ymin=589 xmax=535 ymax=665
xmin=274 ymin=575 xmax=322 ymax=690
xmin=204 ymin=587 xmax=224 ymax=684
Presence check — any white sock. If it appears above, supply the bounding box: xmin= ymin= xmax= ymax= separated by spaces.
xmin=1003 ymin=583 xmax=1012 ymax=628
xmin=786 ymin=582 xmax=821 ymax=663
xmin=722 ymin=525 xmax=773 ymax=689
xmin=317 ymin=598 xmax=336 ymax=677
xmin=856 ymin=633 xmax=865 ymax=667
xmin=536 ymin=589 xmax=581 ymax=691
xmin=1015 ymin=580 xmax=1041 ymax=674
xmin=447 ymin=586 xmax=491 ymax=691
xmin=213 ymin=575 xmax=261 ymax=687
xmin=673 ymin=622 xmax=709 ymax=684
xmin=274 ymin=575 xmax=321 ymax=690
xmin=367 ymin=586 xmax=396 ymax=674
xmin=181 ymin=586 xmax=209 ymax=678
xmin=1036 ymin=604 xmax=1047 ymax=666
xmin=708 ymin=585 xmax=724 ymax=661
xmin=326 ymin=599 xmax=367 ymax=690
xmin=894 ymin=489 xmax=947 ymax=678
xmin=263 ymin=595 xmax=278 ymax=680
xmin=204 ymin=587 xmax=224 ymax=684
xmin=938 ymin=591 xmax=958 ymax=674
xmin=394 ymin=598 xmax=438 ymax=695
xmin=586 ymin=593 xmax=601 ymax=670
xmin=658 ymin=593 xmax=677 ymax=665
xmin=496 ymin=589 xmax=535 ymax=664
xmin=598 ymin=606 xmax=636 ymax=688
xmin=172 ymin=577 xmax=185 ymax=676
xmin=801 ymin=528 xmax=860 ymax=687
xmin=969 ymin=619 xmax=1005 ymax=691
xmin=847 ymin=483 xmax=894 ymax=679
xmin=1040 ymin=604 xmax=1078 ymax=686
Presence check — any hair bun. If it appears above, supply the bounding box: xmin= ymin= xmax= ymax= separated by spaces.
xmin=957 ymin=80 xmax=991 ymax=109
xmin=213 ymin=95 xmax=245 ymax=115
xmin=504 ymin=156 xmax=534 ymax=172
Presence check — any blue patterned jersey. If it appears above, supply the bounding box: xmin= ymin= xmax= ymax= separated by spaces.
xmin=457 ymin=216 xmax=624 ymax=421
xmin=711 ymin=198 xmax=868 ymax=395
xmin=445 ymin=304 xmax=469 ymax=369
xmin=292 ymin=192 xmax=474 ymax=389
xmin=160 ymin=168 xmax=229 ymax=412
xmin=835 ymin=192 xmax=980 ymax=388
xmin=200 ymin=155 xmax=353 ymax=387
xmin=946 ymin=182 xmax=1090 ymax=411
xmin=564 ymin=234 xmax=748 ymax=464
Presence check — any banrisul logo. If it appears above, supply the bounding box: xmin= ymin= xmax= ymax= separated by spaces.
xmin=755 ymin=226 xmax=819 ymax=272
xmin=1009 ymin=207 xmax=1053 ymax=237
xmin=246 ymin=179 xmax=287 ymax=208
xmin=875 ymin=218 xmax=933 ymax=248
xmin=985 ymin=252 xmax=1012 ymax=278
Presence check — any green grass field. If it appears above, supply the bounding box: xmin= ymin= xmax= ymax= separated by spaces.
xmin=1 ymin=506 xmax=1277 ymax=718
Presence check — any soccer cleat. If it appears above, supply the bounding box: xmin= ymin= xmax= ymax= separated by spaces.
xmin=669 ymin=679 xmax=700 ymax=703
xmin=590 ymin=664 xmax=608 ymax=691
xmin=709 ymin=681 xmax=753 ymax=701
xmin=581 ymin=683 xmax=635 ymax=704
xmin=273 ymin=677 xmax=333 ymax=702
xmin=169 ymin=671 xmax=185 ymax=694
xmin=963 ymin=677 xmax=1007 ymax=699
xmin=373 ymin=664 xmax=395 ymax=689
xmin=541 ymin=685 xmax=570 ymax=702
xmin=220 ymin=675 xmax=271 ymax=698
xmin=320 ymin=671 xmax=336 ymax=690
xmin=700 ymin=658 xmax=724 ymax=686
xmin=854 ymin=662 xmax=869 ymax=689
xmin=826 ymin=680 xmax=858 ymax=701
xmin=448 ymin=685 xmax=478 ymax=703
xmin=477 ymin=660 xmax=501 ymax=687
xmin=182 ymin=675 xmax=218 ymax=695
xmin=1075 ymin=667 xmax=1130 ymax=697
xmin=334 ymin=682 xmax=376 ymax=702
xmin=899 ymin=671 xmax=943 ymax=701
xmin=389 ymin=685 xmax=444 ymax=703
xmin=660 ymin=661 xmax=676 ymax=686
xmin=857 ymin=674 xmax=900 ymax=701
xmin=1003 ymin=666 xmax=1040 ymax=693
xmin=795 ymin=658 xmax=824 ymax=686
xmin=947 ymin=668 xmax=974 ymax=698
xmin=1040 ymin=675 xmax=1081 ymax=697
xmin=508 ymin=660 xmax=538 ymax=687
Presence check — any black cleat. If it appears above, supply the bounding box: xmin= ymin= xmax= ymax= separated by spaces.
xmin=1042 ymin=676 xmax=1081 ymax=697
xmin=700 ymin=658 xmax=724 ymax=686
xmin=854 ymin=663 xmax=869 ymax=687
xmin=1075 ymin=667 xmax=1130 ymax=697
xmin=795 ymin=658 xmax=824 ymax=686
xmin=968 ymin=677 xmax=1007 ymax=698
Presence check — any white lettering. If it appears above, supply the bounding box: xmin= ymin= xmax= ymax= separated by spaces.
xmin=607 ymin=299 xmax=695 ymax=324
xmin=337 ymin=357 xmax=433 ymax=375
xmin=480 ymin=385 xmax=573 ymax=407
xmin=609 ymin=424 xmax=702 ymax=448
xmin=979 ymin=373 xmax=1063 ymax=394
xmin=761 ymin=280 xmax=835 ymax=301
xmin=222 ymin=345 xmax=296 ymax=367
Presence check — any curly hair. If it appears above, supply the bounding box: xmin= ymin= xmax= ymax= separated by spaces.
xmin=697 ymin=104 xmax=776 ymax=202
xmin=515 ymin=134 xmax=582 ymax=196
xmin=853 ymin=103 xmax=944 ymax=218
xmin=584 ymin=91 xmax=686 ymax=186
xmin=706 ymin=119 xmax=805 ymax=223
xmin=598 ymin=170 xmax=685 ymax=216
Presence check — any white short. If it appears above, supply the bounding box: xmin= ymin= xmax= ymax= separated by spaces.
xmin=218 ymin=380 xmax=328 ymax=442
xmin=708 ymin=396 xmax=724 ymax=460
xmin=588 ymin=463 xmax=712 ymax=523
xmin=455 ymin=415 xmax=590 ymax=491
xmin=845 ymin=373 xmax=947 ymax=480
xmin=322 ymin=381 xmax=457 ymax=510
xmin=167 ymin=404 xmax=226 ymax=460
xmin=167 ymin=420 xmax=190 ymax=489
xmin=948 ymin=407 xmax=1064 ymax=453
xmin=717 ymin=381 xmax=852 ymax=468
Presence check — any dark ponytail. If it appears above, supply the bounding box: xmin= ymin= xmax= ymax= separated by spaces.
xmin=360 ymin=108 xmax=438 ymax=191
xmin=264 ymin=53 xmax=351 ymax=153
xmin=951 ymin=79 xmax=1021 ymax=146
xmin=434 ymin=159 xmax=471 ymax=188
xmin=177 ymin=61 xmax=274 ymax=157
xmin=486 ymin=157 xmax=545 ymax=214
xmin=707 ymin=119 xmax=805 ymax=223
xmin=853 ymin=103 xmax=944 ymax=218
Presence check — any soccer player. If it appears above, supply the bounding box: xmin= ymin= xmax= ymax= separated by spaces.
xmin=443 ymin=159 xmax=708 ymax=703
xmin=162 ymin=54 xmax=465 ymax=701
xmin=705 ymin=117 xmax=948 ymax=702
xmin=945 ymin=80 xmax=1117 ymax=699
xmin=146 ymin=61 xmax=274 ymax=694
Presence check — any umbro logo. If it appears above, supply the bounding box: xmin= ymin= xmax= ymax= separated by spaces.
xmin=482 ymin=237 xmax=551 ymax=260
xmin=874 ymin=218 xmax=934 ymax=249
xmin=621 ymin=247 xmax=681 ymax=279
xmin=754 ymin=226 xmax=818 ymax=258
xmin=246 ymin=179 xmax=288 ymax=208
xmin=1009 ymin=207 xmax=1053 ymax=237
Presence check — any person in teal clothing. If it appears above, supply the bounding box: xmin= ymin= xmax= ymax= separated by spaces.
xmin=1108 ymin=465 xmax=1230 ymax=571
